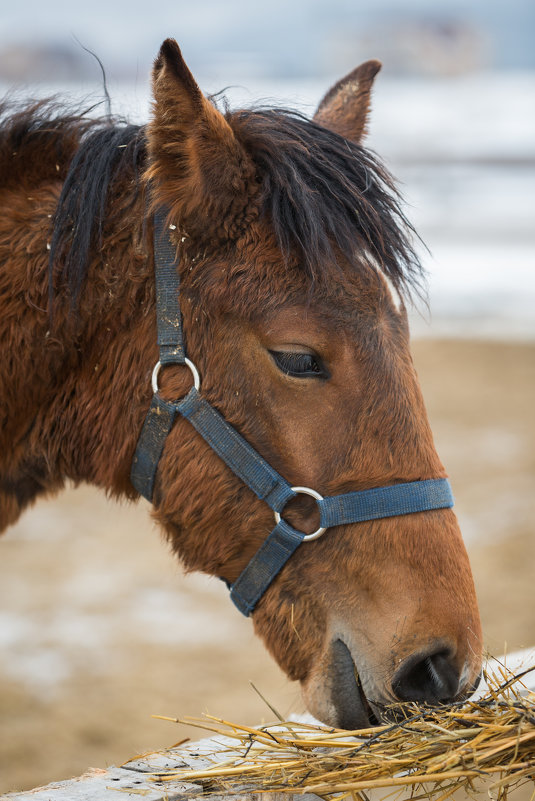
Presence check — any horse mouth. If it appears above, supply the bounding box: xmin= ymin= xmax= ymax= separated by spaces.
xmin=329 ymin=639 xmax=376 ymax=729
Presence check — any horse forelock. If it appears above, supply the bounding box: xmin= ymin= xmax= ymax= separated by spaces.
xmin=227 ymin=107 xmax=424 ymax=298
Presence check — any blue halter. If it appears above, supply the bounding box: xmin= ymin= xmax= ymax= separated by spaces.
xmin=131 ymin=209 xmax=454 ymax=616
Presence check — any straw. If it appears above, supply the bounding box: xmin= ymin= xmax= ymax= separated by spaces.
xmin=148 ymin=662 xmax=535 ymax=800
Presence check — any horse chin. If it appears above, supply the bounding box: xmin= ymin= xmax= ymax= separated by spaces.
xmin=303 ymin=639 xmax=374 ymax=730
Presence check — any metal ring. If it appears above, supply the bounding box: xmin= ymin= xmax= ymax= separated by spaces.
xmin=274 ymin=486 xmax=327 ymax=541
xmin=151 ymin=358 xmax=201 ymax=395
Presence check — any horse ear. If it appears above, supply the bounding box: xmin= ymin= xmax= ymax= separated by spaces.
xmin=313 ymin=60 xmax=382 ymax=144
xmin=146 ymin=39 xmax=256 ymax=239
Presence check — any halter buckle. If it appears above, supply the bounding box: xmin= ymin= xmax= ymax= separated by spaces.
xmin=151 ymin=358 xmax=201 ymax=395
xmin=274 ymin=486 xmax=327 ymax=541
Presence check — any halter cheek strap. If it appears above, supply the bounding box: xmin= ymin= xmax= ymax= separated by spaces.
xmin=131 ymin=209 xmax=454 ymax=617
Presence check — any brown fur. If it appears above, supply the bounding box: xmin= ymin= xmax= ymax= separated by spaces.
xmin=315 ymin=59 xmax=382 ymax=141
xmin=0 ymin=40 xmax=482 ymax=726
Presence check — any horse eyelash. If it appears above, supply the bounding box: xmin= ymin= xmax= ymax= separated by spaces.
xmin=269 ymin=350 xmax=327 ymax=379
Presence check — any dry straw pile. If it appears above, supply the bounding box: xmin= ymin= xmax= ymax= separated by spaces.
xmin=152 ymin=664 xmax=535 ymax=800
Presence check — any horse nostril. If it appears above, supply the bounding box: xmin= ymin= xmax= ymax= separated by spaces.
xmin=392 ymin=649 xmax=460 ymax=705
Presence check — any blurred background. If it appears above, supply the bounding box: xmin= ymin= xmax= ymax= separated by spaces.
xmin=1 ymin=0 xmax=534 ymax=794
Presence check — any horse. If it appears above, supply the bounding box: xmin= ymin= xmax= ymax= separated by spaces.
xmin=0 ymin=38 xmax=482 ymax=729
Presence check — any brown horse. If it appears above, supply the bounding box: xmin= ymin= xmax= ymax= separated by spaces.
xmin=0 ymin=39 xmax=482 ymax=728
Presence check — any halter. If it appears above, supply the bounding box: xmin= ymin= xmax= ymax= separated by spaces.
xmin=131 ymin=209 xmax=454 ymax=616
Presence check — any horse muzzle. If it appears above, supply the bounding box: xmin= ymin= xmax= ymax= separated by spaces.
xmin=302 ymin=637 xmax=481 ymax=730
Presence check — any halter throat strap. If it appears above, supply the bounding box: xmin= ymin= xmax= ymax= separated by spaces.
xmin=130 ymin=209 xmax=454 ymax=617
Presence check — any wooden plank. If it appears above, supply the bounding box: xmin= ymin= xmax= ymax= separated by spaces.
xmin=3 ymin=765 xmax=202 ymax=800
xmin=3 ymin=763 xmax=321 ymax=801
xmin=3 ymin=739 xmax=322 ymax=801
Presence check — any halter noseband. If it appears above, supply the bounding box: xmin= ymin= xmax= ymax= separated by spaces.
xmin=131 ymin=209 xmax=454 ymax=616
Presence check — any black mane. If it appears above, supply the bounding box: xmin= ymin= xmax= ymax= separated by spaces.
xmin=231 ymin=108 xmax=422 ymax=293
xmin=2 ymin=97 xmax=422 ymax=306
xmin=0 ymin=99 xmax=145 ymax=307
xmin=47 ymin=116 xmax=145 ymax=305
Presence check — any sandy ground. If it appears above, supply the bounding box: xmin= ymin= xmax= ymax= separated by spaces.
xmin=1 ymin=338 xmax=534 ymax=794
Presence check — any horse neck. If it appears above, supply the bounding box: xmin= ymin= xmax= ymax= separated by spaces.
xmin=0 ymin=172 xmax=155 ymax=527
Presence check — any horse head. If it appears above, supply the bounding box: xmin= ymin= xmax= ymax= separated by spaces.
xmin=137 ymin=39 xmax=482 ymax=728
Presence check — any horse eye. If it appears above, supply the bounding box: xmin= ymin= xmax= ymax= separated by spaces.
xmin=269 ymin=350 xmax=327 ymax=379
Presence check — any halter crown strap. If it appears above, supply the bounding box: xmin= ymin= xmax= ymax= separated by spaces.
xmin=153 ymin=208 xmax=186 ymax=366
xmin=130 ymin=212 xmax=185 ymax=499
xmin=131 ymin=209 xmax=455 ymax=617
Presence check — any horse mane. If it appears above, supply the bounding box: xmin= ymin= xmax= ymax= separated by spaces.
xmin=48 ymin=119 xmax=145 ymax=304
xmin=0 ymin=99 xmax=97 ymax=189
xmin=229 ymin=108 xmax=423 ymax=294
xmin=0 ymin=96 xmax=423 ymax=308
xmin=0 ymin=99 xmax=145 ymax=308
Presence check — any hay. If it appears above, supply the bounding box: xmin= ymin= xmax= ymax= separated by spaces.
xmin=150 ymin=663 xmax=535 ymax=800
